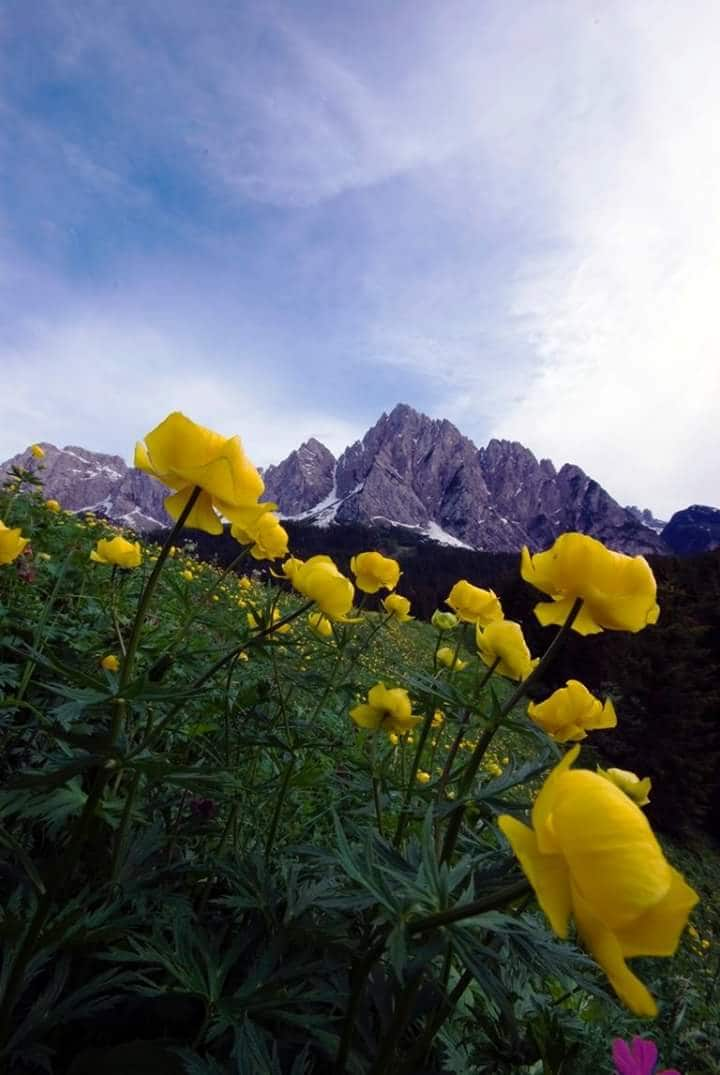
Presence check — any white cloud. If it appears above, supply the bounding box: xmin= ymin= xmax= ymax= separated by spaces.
xmin=0 ymin=312 xmax=360 ymax=468
xmin=491 ymin=1 xmax=720 ymax=517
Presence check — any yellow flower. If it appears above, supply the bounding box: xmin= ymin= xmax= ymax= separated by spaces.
xmin=688 ymin=925 xmax=699 ymax=940
xmin=416 ymin=770 xmax=431 ymax=784
xmin=598 ymin=767 xmax=652 ymax=806
xmin=308 ymin=611 xmax=333 ymax=638
xmin=89 ymin=536 xmax=142 ymax=569
xmin=293 ymin=555 xmax=356 ymax=621
xmin=382 ymin=593 xmax=413 ymax=621
xmin=0 ymin=520 xmax=30 ymax=565
xmin=528 ymin=680 xmax=617 ymax=743
xmin=181 ymin=569 xmax=194 ymax=581
xmin=388 ymin=732 xmax=400 ymax=746
xmin=476 ymin=620 xmax=539 ymax=681
xmin=350 ymin=683 xmax=421 ymax=736
xmin=431 ymin=610 xmax=459 ymax=631
xmin=45 ymin=499 xmax=61 ymax=513
xmin=499 ymin=746 xmax=699 ymax=1016
xmin=232 ymin=511 xmax=289 ymax=561
xmin=135 ymin=412 xmax=268 ymax=535
xmin=273 ymin=556 xmax=304 ymax=582
xmin=432 ymin=709 xmax=445 ymax=728
xmin=521 ymin=532 xmax=660 ymax=635
xmin=350 ymin=551 xmax=401 ymax=594
xmin=446 ymin=580 xmax=503 ymax=625
xmin=437 ymin=646 xmax=468 ymax=671
xmin=238 ymin=576 xmax=252 ymax=591
xmin=168 ymin=545 xmax=177 ymax=558
xmin=31 ymin=444 xmax=45 ymax=459
xmin=101 ymin=654 xmax=120 ymax=672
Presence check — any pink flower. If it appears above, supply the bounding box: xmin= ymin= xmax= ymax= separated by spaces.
xmin=612 ymin=1037 xmax=680 ymax=1075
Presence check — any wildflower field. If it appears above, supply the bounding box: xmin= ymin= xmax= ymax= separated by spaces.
xmin=1 ymin=416 xmax=718 ymax=1075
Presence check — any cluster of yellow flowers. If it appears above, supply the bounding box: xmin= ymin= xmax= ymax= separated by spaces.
xmin=5 ymin=412 xmax=697 ymax=1020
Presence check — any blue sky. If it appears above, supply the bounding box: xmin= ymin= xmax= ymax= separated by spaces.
xmin=1 ymin=0 xmax=718 ymax=518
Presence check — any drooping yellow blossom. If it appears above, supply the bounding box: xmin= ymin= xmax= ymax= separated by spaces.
xmin=382 ymin=593 xmax=413 ymax=621
xmin=0 ymin=520 xmax=30 ymax=564
xmin=232 ymin=511 xmax=289 ymax=561
xmin=521 ymin=532 xmax=660 ymax=635
xmin=431 ymin=610 xmax=459 ymax=631
xmin=101 ymin=654 xmax=120 ymax=672
xmin=446 ymin=580 xmax=503 ymax=625
xmin=598 ymin=766 xmax=652 ymax=806
xmin=437 ymin=646 xmax=469 ymax=671
xmin=416 ymin=770 xmax=431 ymax=784
xmin=476 ymin=619 xmax=538 ymax=681
xmin=528 ymin=680 xmax=617 ymax=743
xmin=499 ymin=746 xmax=698 ymax=1016
xmin=308 ymin=611 xmax=333 ymax=638
xmin=349 ymin=683 xmax=421 ymax=736
xmin=135 ymin=412 xmax=269 ymax=535
xmin=31 ymin=444 xmax=45 ymax=459
xmin=350 ymin=551 xmax=401 ymax=594
xmin=45 ymin=499 xmax=61 ymax=513
xmin=89 ymin=536 xmax=142 ymax=569
xmin=292 ymin=555 xmax=356 ymax=621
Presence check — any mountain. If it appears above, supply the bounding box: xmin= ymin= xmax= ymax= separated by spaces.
xmin=661 ymin=505 xmax=720 ymax=555
xmin=265 ymin=404 xmax=667 ymax=554
xmin=262 ymin=438 xmax=335 ymax=516
xmin=0 ymin=405 xmax=679 ymax=554
xmin=0 ymin=443 xmax=171 ymax=531
xmin=626 ymin=505 xmax=667 ymax=533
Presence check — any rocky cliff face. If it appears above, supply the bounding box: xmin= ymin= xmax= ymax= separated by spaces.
xmin=661 ymin=505 xmax=720 ymax=555
xmin=0 ymin=444 xmax=171 ymax=531
xmin=262 ymin=438 xmax=336 ymax=516
xmin=265 ymin=404 xmax=667 ymax=554
xmin=1 ymin=406 xmax=683 ymax=555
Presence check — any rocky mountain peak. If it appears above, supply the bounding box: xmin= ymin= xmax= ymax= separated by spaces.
xmin=262 ymin=438 xmax=336 ymax=517
xmin=0 ymin=443 xmax=170 ymax=530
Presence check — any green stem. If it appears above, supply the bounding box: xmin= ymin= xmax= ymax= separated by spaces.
xmin=394 ymin=703 xmax=435 ymax=847
xmin=370 ymin=968 xmax=424 ymax=1075
xmin=334 ymin=934 xmax=387 ymax=1073
xmin=372 ymin=777 xmax=384 ymax=838
xmin=408 ymin=878 xmax=530 ymax=935
xmin=119 ymin=486 xmax=202 ymax=690
xmin=264 ymin=755 xmax=296 ymax=861
xmin=441 ymin=598 xmax=583 ymax=863
xmin=110 ymin=770 xmax=141 ymax=882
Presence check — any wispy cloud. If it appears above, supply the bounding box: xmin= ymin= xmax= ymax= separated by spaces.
xmin=1 ymin=0 xmax=719 ymax=517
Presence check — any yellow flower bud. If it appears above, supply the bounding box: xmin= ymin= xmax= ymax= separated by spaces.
xmin=437 ymin=646 xmax=468 ymax=671
xmin=293 ymin=555 xmax=356 ymax=622
xmin=597 ymin=766 xmax=652 ymax=806
xmin=181 ymin=569 xmax=194 ymax=581
xmin=528 ymin=680 xmax=617 ymax=743
xmin=416 ymin=770 xmax=431 ymax=784
xmin=45 ymin=499 xmax=61 ymax=513
xmin=446 ymin=580 xmax=503 ymax=625
xmin=90 ymin=536 xmax=142 ymax=569
xmin=350 ymin=683 xmax=421 ymax=736
xmin=476 ymin=620 xmax=538 ymax=681
xmin=350 ymin=551 xmax=401 ymax=594
xmin=101 ymin=654 xmax=120 ymax=672
xmin=31 ymin=444 xmax=45 ymax=459
xmin=382 ymin=593 xmax=413 ymax=621
xmin=0 ymin=520 xmax=30 ymax=565
xmin=431 ymin=610 xmax=459 ymax=631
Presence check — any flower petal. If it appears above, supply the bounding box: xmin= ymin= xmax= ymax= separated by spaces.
xmin=498 ymin=816 xmax=572 ymax=938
